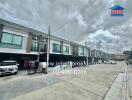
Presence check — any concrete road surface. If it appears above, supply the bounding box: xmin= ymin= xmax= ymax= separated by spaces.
xmin=0 ymin=62 xmax=131 ymax=100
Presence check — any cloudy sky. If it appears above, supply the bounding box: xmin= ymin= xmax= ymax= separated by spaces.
xmin=0 ymin=0 xmax=132 ymax=53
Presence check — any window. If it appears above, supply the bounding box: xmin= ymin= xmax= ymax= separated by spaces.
xmin=12 ymin=35 xmax=23 ymax=45
xmin=1 ymin=33 xmax=13 ymax=44
xmin=63 ymin=45 xmax=69 ymax=54
xmin=40 ymin=43 xmax=47 ymax=52
xmin=53 ymin=43 xmax=61 ymax=53
xmin=0 ymin=32 xmax=23 ymax=49
xmin=31 ymin=41 xmax=47 ymax=52
xmin=72 ymin=45 xmax=78 ymax=55
xmin=31 ymin=41 xmax=38 ymax=52
xmin=0 ymin=61 xmax=17 ymax=66
xmin=79 ymin=47 xmax=84 ymax=56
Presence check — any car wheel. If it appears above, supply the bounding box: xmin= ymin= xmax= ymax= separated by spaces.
xmin=14 ymin=72 xmax=17 ymax=75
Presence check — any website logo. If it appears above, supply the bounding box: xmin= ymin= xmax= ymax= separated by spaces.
xmin=110 ymin=5 xmax=125 ymax=16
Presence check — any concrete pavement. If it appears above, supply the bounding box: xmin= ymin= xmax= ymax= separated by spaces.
xmin=0 ymin=62 xmax=130 ymax=100
xmin=128 ymin=64 xmax=132 ymax=100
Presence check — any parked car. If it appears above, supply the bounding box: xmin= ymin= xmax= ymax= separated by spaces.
xmin=104 ymin=60 xmax=116 ymax=64
xmin=109 ymin=60 xmax=116 ymax=64
xmin=0 ymin=60 xmax=18 ymax=75
xmin=104 ymin=60 xmax=109 ymax=64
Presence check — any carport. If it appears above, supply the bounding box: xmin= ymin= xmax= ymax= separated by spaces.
xmin=40 ymin=53 xmax=87 ymax=67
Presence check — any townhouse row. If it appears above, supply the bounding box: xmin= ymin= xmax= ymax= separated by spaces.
xmin=0 ymin=18 xmax=113 ymax=68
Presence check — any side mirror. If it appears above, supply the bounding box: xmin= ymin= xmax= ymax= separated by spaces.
xmin=17 ymin=64 xmax=19 ymax=66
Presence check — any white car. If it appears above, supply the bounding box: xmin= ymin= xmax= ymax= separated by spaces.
xmin=104 ymin=60 xmax=116 ymax=64
xmin=109 ymin=60 xmax=116 ymax=64
xmin=0 ymin=60 xmax=18 ymax=75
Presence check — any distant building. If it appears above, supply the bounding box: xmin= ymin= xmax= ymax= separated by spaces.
xmin=115 ymin=53 xmax=126 ymax=61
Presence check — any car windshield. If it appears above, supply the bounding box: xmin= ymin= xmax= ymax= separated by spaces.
xmin=0 ymin=62 xmax=16 ymax=66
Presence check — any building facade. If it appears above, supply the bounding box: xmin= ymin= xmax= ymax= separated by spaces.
xmin=0 ymin=18 xmax=110 ymax=69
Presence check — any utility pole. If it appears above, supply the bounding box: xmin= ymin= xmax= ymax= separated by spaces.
xmin=85 ymin=42 xmax=89 ymax=66
xmin=106 ymin=44 xmax=111 ymax=60
xmin=106 ymin=47 xmax=109 ymax=60
xmin=46 ymin=26 xmax=50 ymax=73
xmin=97 ymin=40 xmax=102 ymax=62
xmin=37 ymin=35 xmax=42 ymax=62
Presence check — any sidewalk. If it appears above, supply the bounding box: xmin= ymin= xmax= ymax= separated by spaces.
xmin=128 ymin=65 xmax=132 ymax=100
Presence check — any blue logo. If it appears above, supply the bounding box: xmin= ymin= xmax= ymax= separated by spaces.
xmin=110 ymin=5 xmax=125 ymax=16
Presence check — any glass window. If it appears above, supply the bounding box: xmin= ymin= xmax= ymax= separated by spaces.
xmin=12 ymin=35 xmax=23 ymax=45
xmin=31 ymin=42 xmax=47 ymax=52
xmin=72 ymin=46 xmax=78 ymax=55
xmin=53 ymin=43 xmax=61 ymax=53
xmin=40 ymin=43 xmax=47 ymax=52
xmin=63 ymin=46 xmax=69 ymax=54
xmin=0 ymin=61 xmax=16 ymax=66
xmin=79 ymin=47 xmax=84 ymax=55
xmin=1 ymin=32 xmax=13 ymax=44
xmin=0 ymin=32 xmax=23 ymax=49
xmin=31 ymin=41 xmax=38 ymax=52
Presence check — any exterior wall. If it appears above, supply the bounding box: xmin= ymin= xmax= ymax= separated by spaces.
xmin=3 ymin=26 xmax=28 ymax=37
xmin=115 ymin=53 xmax=126 ymax=60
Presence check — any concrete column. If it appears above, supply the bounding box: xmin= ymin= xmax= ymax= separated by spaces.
xmin=61 ymin=41 xmax=63 ymax=55
xmin=26 ymin=32 xmax=32 ymax=53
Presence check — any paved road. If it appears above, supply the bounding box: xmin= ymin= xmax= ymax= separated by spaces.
xmin=0 ymin=62 xmax=130 ymax=100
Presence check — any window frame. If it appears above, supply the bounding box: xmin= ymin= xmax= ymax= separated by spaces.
xmin=0 ymin=31 xmax=23 ymax=46
xmin=52 ymin=43 xmax=61 ymax=53
xmin=63 ymin=45 xmax=69 ymax=54
xmin=31 ymin=40 xmax=39 ymax=52
xmin=79 ymin=47 xmax=84 ymax=56
xmin=1 ymin=32 xmax=13 ymax=44
xmin=12 ymin=34 xmax=23 ymax=46
xmin=39 ymin=42 xmax=47 ymax=52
